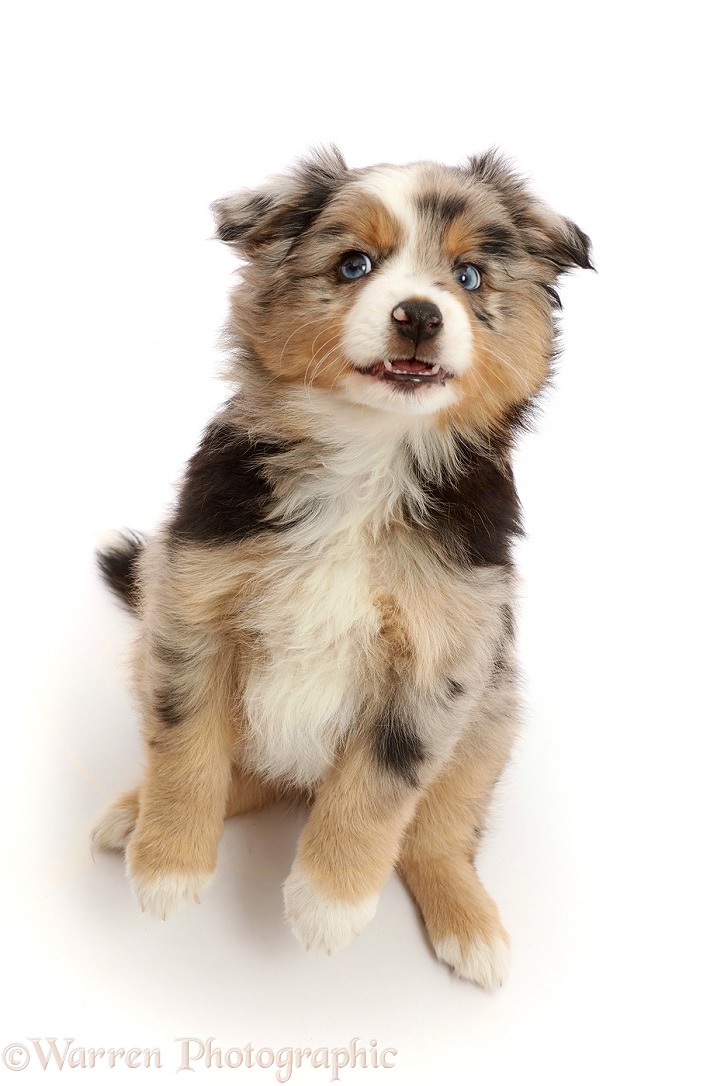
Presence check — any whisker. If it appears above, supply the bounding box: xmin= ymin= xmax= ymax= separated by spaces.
xmin=303 ymin=333 xmax=338 ymax=387
xmin=305 ymin=337 xmax=340 ymax=384
xmin=308 ymin=345 xmax=343 ymax=389
xmin=278 ymin=315 xmax=328 ymax=371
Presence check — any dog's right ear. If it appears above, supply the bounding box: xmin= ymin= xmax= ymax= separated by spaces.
xmin=467 ymin=150 xmax=594 ymax=276
xmin=212 ymin=146 xmax=348 ymax=260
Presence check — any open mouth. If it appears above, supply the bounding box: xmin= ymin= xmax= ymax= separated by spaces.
xmin=363 ymin=359 xmax=454 ymax=387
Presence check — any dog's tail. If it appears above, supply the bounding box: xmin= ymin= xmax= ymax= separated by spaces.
xmin=96 ymin=530 xmax=146 ymax=614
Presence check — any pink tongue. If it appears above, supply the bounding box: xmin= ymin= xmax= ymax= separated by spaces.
xmin=388 ymin=359 xmax=433 ymax=373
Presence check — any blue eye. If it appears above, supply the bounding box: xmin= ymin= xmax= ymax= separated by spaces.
xmin=339 ymin=252 xmax=373 ymax=280
xmin=453 ymin=263 xmax=482 ymax=291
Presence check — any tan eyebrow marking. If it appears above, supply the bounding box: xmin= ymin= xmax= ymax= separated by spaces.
xmin=317 ymin=192 xmax=404 ymax=255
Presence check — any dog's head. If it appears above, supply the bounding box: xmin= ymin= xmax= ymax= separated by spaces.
xmin=213 ymin=148 xmax=591 ymax=434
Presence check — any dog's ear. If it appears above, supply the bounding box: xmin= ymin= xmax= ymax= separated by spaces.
xmin=212 ymin=146 xmax=348 ymax=260
xmin=518 ymin=201 xmax=593 ymax=273
xmin=467 ymin=150 xmax=593 ymax=274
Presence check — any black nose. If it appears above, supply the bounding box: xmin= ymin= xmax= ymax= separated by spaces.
xmin=391 ymin=299 xmax=443 ymax=344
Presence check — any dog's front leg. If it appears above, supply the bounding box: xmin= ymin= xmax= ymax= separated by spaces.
xmin=124 ymin=626 xmax=237 ymax=920
xmin=126 ymin=719 xmax=234 ymax=920
xmin=282 ymin=713 xmax=430 ymax=955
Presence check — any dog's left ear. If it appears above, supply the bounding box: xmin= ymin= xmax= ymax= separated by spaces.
xmin=518 ymin=200 xmax=594 ymax=274
xmin=467 ymin=151 xmax=593 ymax=275
xmin=212 ymin=146 xmax=349 ymax=260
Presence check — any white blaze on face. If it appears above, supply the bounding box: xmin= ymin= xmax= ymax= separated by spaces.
xmin=339 ymin=165 xmax=474 ymax=417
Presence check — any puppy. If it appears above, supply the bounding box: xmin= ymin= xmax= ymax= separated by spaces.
xmin=92 ymin=148 xmax=591 ymax=989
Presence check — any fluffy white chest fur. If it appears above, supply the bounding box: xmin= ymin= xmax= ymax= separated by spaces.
xmin=234 ymin=415 xmax=509 ymax=788
xmin=238 ymin=427 xmax=412 ymax=787
xmin=241 ymin=534 xmax=378 ymax=786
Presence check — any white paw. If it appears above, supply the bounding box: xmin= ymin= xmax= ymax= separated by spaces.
xmin=435 ymin=933 xmax=511 ymax=990
xmin=91 ymin=804 xmax=136 ymax=853
xmin=283 ymin=866 xmax=378 ymax=955
xmin=128 ymin=869 xmax=213 ymax=920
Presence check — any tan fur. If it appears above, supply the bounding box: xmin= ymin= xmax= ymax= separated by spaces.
xmin=444 ymin=292 xmax=553 ymax=435
xmin=94 ymin=763 xmax=291 ymax=855
xmin=292 ymin=735 xmax=421 ymax=901
xmin=128 ymin=703 xmax=235 ymax=885
xmin=398 ymin=709 xmax=514 ymax=953
xmin=320 ymin=191 xmax=403 ymax=257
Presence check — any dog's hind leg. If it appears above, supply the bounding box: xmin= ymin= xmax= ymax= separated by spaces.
xmin=91 ymin=788 xmax=140 ymax=853
xmin=91 ymin=763 xmax=286 ymax=854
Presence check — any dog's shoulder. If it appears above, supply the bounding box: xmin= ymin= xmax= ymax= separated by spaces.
xmin=169 ymin=419 xmax=290 ymax=546
xmin=413 ymin=438 xmax=524 ymax=568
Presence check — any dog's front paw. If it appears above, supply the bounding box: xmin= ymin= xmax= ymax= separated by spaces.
xmin=125 ymin=834 xmax=213 ymax=920
xmin=283 ymin=866 xmax=378 ymax=954
xmin=434 ymin=930 xmax=511 ymax=990
xmin=127 ymin=867 xmax=213 ymax=920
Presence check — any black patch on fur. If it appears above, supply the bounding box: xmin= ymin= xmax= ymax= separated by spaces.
xmin=316 ymin=223 xmax=351 ymax=240
xmin=152 ymin=638 xmax=195 ymax=727
xmin=277 ymin=148 xmax=348 ymax=243
xmin=217 ymin=193 xmax=276 ymax=242
xmin=446 ymin=678 xmax=465 ymax=699
xmin=284 ymin=179 xmax=337 ymax=239
xmin=373 ymin=706 xmax=426 ymax=786
xmin=501 ymin=603 xmax=515 ymax=641
xmin=491 ymin=641 xmax=508 ymax=676
xmin=491 ymin=604 xmax=516 ymax=679
xmin=152 ymin=636 xmax=190 ymax=669
xmin=541 ymin=283 xmax=562 ymax=308
xmin=529 ymin=221 xmax=593 ymax=272
xmin=417 ymin=192 xmax=468 ymax=222
xmin=155 ymin=685 xmax=186 ymax=728
xmin=217 ymin=223 xmax=241 ymax=243
xmin=465 ymin=151 xmax=594 ymax=275
xmin=413 ymin=441 xmax=524 ymax=567
xmin=97 ymin=530 xmax=145 ymax=612
xmin=555 ymin=221 xmax=594 ymax=271
xmin=489 ymin=398 xmax=544 ymax=454
xmin=216 ymin=147 xmax=348 ymax=254
xmin=170 ymin=423 xmax=290 ymax=546
xmin=478 ymin=224 xmax=517 ymax=258
xmin=466 ymin=149 xmax=517 ymax=188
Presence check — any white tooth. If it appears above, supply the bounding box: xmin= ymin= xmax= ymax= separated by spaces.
xmin=430 ymin=364 xmax=441 ymax=375
xmin=383 ymin=359 xmax=393 ymax=372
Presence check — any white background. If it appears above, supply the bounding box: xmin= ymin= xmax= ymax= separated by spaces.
xmin=2 ymin=2 xmax=722 ymax=1083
